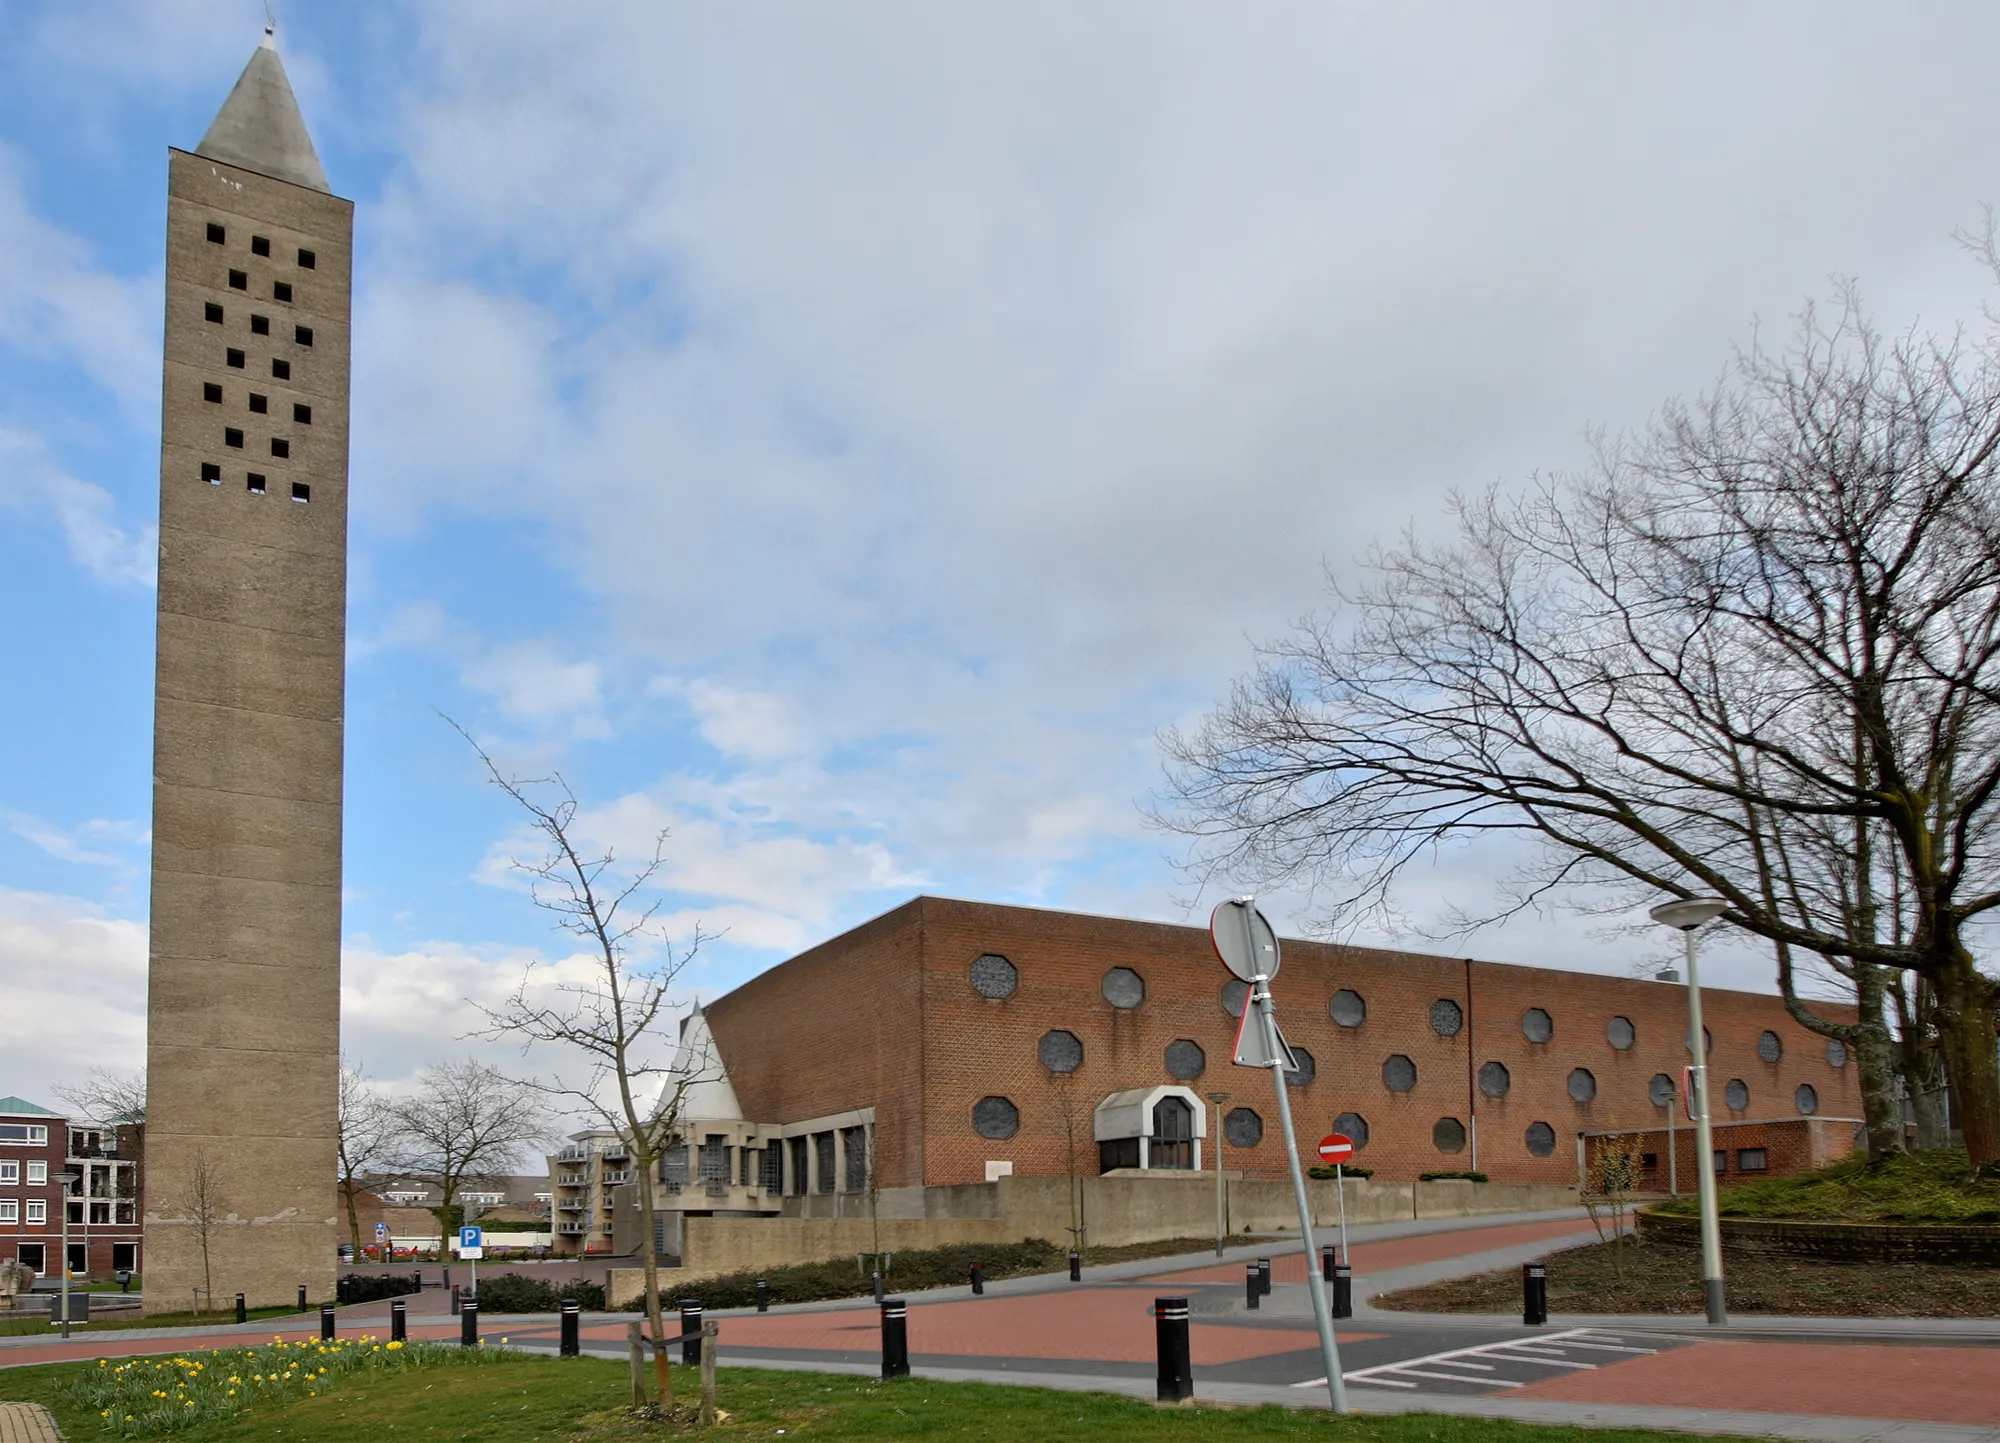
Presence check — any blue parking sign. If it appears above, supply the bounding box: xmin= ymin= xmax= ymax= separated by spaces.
xmin=459 ymin=1225 xmax=483 ymax=1250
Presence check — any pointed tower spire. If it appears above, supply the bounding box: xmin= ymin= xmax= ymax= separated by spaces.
xmin=195 ymin=25 xmax=330 ymax=193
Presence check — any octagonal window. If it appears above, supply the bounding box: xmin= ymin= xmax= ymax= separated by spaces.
xmin=1038 ymin=1029 xmax=1083 ymax=1074
xmin=1432 ymin=1117 xmax=1467 ymax=1154
xmin=1606 ymin=1016 xmax=1636 ymax=1051
xmin=1826 ymin=1039 xmax=1848 ymax=1068
xmin=1757 ymin=1030 xmax=1783 ymax=1064
xmin=1102 ymin=967 xmax=1145 ymax=1009
xmin=1383 ymin=1055 xmax=1417 ymax=1093
xmin=1478 ymin=1061 xmax=1511 ymax=1098
xmin=1429 ymin=999 xmax=1464 ymax=1037
xmin=1221 ymin=979 xmax=1248 ymax=1018
xmin=1648 ymin=1072 xmax=1676 ymax=1108
xmin=972 ymin=1096 xmax=1019 ymax=1140
xmin=1724 ymin=1079 xmax=1750 ymax=1111
xmin=1524 ymin=1121 xmax=1557 ymax=1157
xmin=969 ymin=953 xmax=1017 ymax=999
xmin=1567 ymin=1068 xmax=1597 ymax=1104
xmin=1285 ymin=1047 xmax=1316 ymax=1087
xmin=1224 ymin=1107 xmax=1264 ymax=1148
xmin=1332 ymin=1112 xmax=1369 ymax=1150
xmin=1330 ymin=989 xmax=1367 ymax=1028
xmin=1165 ymin=1039 xmax=1207 ymax=1081
xmin=1795 ymin=1084 xmax=1819 ymax=1116
xmin=1522 ymin=1008 xmax=1554 ymax=1044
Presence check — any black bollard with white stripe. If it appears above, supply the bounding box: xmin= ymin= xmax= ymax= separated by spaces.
xmin=460 ymin=1298 xmax=479 ymax=1347
xmin=681 ymin=1300 xmax=704 ymax=1365
xmin=1322 ymin=1245 xmax=1337 ymax=1282
xmin=755 ymin=1278 xmax=770 ymax=1313
xmin=969 ymin=1262 xmax=983 ymax=1296
xmin=1245 ymin=1263 xmax=1260 ymax=1310
xmin=1154 ymin=1297 xmax=1193 ymax=1402
xmin=320 ymin=1302 xmax=336 ymax=1341
xmin=879 ymin=1297 xmax=910 ymax=1379
xmin=1522 ymin=1262 xmax=1548 ymax=1326
xmin=1332 ymin=1263 xmax=1352 ymax=1320
xmin=559 ymin=1299 xmax=580 ymax=1357
xmin=1256 ymin=1257 xmax=1272 ymax=1297
xmin=1069 ymin=1249 xmax=1081 ymax=1282
xmin=235 ymin=1292 xmax=246 ymax=1325
xmin=390 ymin=1298 xmax=407 ymax=1343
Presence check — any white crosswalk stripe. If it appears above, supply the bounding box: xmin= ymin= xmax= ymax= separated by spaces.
xmin=1295 ymin=1328 xmax=1666 ymax=1394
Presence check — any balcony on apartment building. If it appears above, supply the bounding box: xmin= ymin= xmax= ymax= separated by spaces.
xmin=602 ymin=1170 xmax=631 ymax=1185
xmin=556 ymin=1222 xmax=587 ymax=1235
xmin=556 ymin=1198 xmax=585 ymax=1211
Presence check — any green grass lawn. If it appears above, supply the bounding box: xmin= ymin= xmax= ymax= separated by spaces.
xmin=1650 ymin=1147 xmax=2000 ymax=1223
xmin=0 ymin=1351 xmax=1753 ymax=1442
xmin=0 ymin=1306 xmax=299 ymax=1339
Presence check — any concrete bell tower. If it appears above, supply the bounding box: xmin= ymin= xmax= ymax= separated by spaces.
xmin=142 ymin=26 xmax=351 ymax=1311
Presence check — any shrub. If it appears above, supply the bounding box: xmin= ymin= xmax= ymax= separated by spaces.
xmin=1307 ymin=1165 xmax=1373 ymax=1180
xmin=1651 ymin=1147 xmax=2000 ymax=1224
xmin=653 ymin=1239 xmax=1069 ymax=1312
xmin=335 ymin=1274 xmax=420 ymax=1304
xmin=1419 ymin=1171 xmax=1489 ymax=1183
xmin=468 ymin=1274 xmax=605 ymax=1313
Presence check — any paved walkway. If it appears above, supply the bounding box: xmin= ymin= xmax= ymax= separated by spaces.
xmin=0 ymin=1404 xmax=60 ymax=1443
xmin=4 ymin=1209 xmax=1995 ymax=1442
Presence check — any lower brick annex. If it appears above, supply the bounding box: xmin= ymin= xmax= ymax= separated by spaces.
xmin=701 ymin=896 xmax=1858 ymax=1190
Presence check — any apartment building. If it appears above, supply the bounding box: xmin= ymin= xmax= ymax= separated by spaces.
xmin=2 ymin=1096 xmax=143 ymax=1278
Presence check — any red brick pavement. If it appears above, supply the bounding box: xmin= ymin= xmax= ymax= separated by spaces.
xmin=0 ymin=1325 xmax=468 ymax=1371
xmin=1153 ymin=1216 xmax=1605 ymax=1285
xmin=710 ymin=1288 xmax=1380 ymax=1364
xmin=1508 ymin=1340 xmax=2000 ymax=1428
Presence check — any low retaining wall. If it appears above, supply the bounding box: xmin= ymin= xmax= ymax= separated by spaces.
xmin=610 ymin=1176 xmax=1579 ymax=1302
xmin=1636 ymin=1208 xmax=2000 ymax=1265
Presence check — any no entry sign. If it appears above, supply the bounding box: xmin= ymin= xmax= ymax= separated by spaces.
xmin=1317 ymin=1134 xmax=1355 ymax=1164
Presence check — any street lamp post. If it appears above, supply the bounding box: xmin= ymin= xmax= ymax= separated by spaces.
xmin=1648 ymin=897 xmax=1728 ymax=1326
xmin=54 ymin=1169 xmax=80 ymax=1340
xmin=1204 ymin=1091 xmax=1231 ymax=1257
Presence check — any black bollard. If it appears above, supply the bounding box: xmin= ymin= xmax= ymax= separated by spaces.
xmin=1522 ymin=1262 xmax=1548 ymax=1326
xmin=1154 ymin=1297 xmax=1193 ymax=1402
xmin=1256 ymin=1257 xmax=1272 ymax=1297
xmin=1245 ymin=1263 xmax=1260 ymax=1310
xmin=1332 ymin=1263 xmax=1353 ymax=1320
xmin=320 ymin=1303 xmax=336 ymax=1341
xmin=451 ymin=1284 xmax=461 ymax=1314
xmin=1321 ymin=1245 xmax=1337 ymax=1282
xmin=296 ymin=1284 xmax=307 ymax=1313
xmin=680 ymin=1300 xmax=703 ymax=1366
xmin=390 ymin=1299 xmax=407 ymax=1344
xmin=1069 ymin=1249 xmax=1082 ymax=1282
xmin=755 ymin=1278 xmax=770 ymax=1313
xmin=872 ymin=1269 xmax=885 ymax=1304
xmin=461 ymin=1298 xmax=479 ymax=1347
xmin=412 ymin=1269 xmax=424 ymax=1294
xmin=559 ymin=1299 xmax=580 ymax=1358
xmin=879 ymin=1296 xmax=910 ymax=1379
xmin=442 ymin=1265 xmax=451 ymax=1293
xmin=969 ymin=1262 xmax=984 ymax=1296
xmin=235 ymin=1292 xmax=247 ymax=1325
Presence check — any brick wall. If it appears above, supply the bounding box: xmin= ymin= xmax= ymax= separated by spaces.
xmin=704 ymin=901 xmax=928 ymax=1189
xmin=1587 ymin=1115 xmax=1860 ymax=1188
xmin=707 ymin=896 xmax=1860 ymax=1190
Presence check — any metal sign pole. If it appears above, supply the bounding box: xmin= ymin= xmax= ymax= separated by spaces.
xmin=1335 ymin=1163 xmax=1348 ymax=1265
xmin=1243 ymin=907 xmax=1347 ymax=1415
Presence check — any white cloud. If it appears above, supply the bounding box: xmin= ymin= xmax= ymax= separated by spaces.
xmin=460 ymin=639 xmax=607 ymax=737
xmin=0 ymin=888 xmax=147 ymax=1097
xmin=0 ymin=146 xmax=156 ymax=414
xmin=1 ymin=810 xmax=147 ymax=869
xmin=0 ymin=428 xmax=156 ymax=588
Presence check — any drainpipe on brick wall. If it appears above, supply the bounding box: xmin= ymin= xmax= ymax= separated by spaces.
xmin=1464 ymin=958 xmax=1478 ymax=1175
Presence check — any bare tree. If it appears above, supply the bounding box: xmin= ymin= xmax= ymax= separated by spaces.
xmin=390 ymin=1059 xmax=552 ymax=1243
xmin=1161 ymin=277 xmax=2000 ymax=1167
xmin=167 ymin=1149 xmax=227 ymax=1314
xmin=453 ymin=723 xmax=713 ymax=1408
xmin=337 ymin=1061 xmax=401 ymax=1261
xmin=54 ymin=1067 xmax=147 ymax=1125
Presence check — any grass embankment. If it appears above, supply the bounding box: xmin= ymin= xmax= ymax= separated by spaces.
xmin=0 ymin=1307 xmax=298 ymax=1339
xmin=2 ymin=1350 xmax=1752 ymax=1441
xmin=1649 ymin=1147 xmax=2000 ymax=1223
xmin=645 ymin=1236 xmax=1224 ymax=1311
xmin=1375 ymin=1236 xmax=2000 ymax=1317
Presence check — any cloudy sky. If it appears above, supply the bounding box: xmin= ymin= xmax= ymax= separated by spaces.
xmin=2 ymin=0 xmax=1992 ymax=1102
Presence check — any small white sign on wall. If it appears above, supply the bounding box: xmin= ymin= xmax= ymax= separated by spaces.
xmin=984 ymin=1161 xmax=1014 ymax=1182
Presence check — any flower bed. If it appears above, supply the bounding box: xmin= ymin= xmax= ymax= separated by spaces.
xmin=59 ymin=1335 xmax=522 ymax=1435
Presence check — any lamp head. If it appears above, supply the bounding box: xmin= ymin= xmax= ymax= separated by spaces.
xmin=1649 ymin=897 xmax=1727 ymax=931
xmin=1204 ymin=1091 xmax=1230 ymax=1104
xmin=54 ymin=1170 xmax=80 ymax=1186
